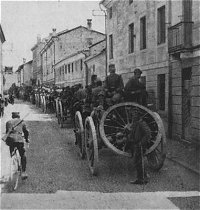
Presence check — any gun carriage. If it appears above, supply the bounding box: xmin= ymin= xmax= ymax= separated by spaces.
xmin=74 ymin=99 xmax=166 ymax=175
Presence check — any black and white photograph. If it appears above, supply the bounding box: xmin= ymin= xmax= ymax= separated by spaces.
xmin=0 ymin=0 xmax=199 ymax=209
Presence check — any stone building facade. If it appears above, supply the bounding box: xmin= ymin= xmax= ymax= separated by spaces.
xmin=41 ymin=22 xmax=105 ymax=87
xmin=55 ymin=51 xmax=86 ymax=87
xmin=23 ymin=60 xmax=33 ymax=86
xmin=84 ymin=39 xmax=106 ymax=85
xmin=100 ymin=0 xmax=200 ymax=143
xmin=31 ymin=36 xmax=45 ymax=86
xmin=168 ymin=0 xmax=200 ymax=143
xmin=3 ymin=68 xmax=17 ymax=92
xmin=101 ymin=0 xmax=170 ymax=132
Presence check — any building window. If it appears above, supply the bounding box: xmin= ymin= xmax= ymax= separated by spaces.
xmin=109 ymin=34 xmax=113 ymax=59
xmin=109 ymin=7 xmax=112 ymax=19
xmin=93 ymin=65 xmax=95 ymax=73
xmin=80 ymin=59 xmax=83 ymax=71
xmin=157 ymin=6 xmax=166 ymax=44
xmin=68 ymin=64 xmax=70 ymax=73
xmin=140 ymin=16 xmax=146 ymax=50
xmin=72 ymin=63 xmax=74 ymax=73
xmin=65 ymin=65 xmax=67 ymax=74
xmin=129 ymin=0 xmax=133 ymax=4
xmin=157 ymin=74 xmax=165 ymax=110
xmin=129 ymin=23 xmax=134 ymax=53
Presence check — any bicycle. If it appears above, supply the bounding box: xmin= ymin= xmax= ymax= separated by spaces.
xmin=9 ymin=141 xmax=29 ymax=191
xmin=9 ymin=147 xmax=22 ymax=191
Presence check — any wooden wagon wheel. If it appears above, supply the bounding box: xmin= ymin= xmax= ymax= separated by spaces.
xmin=74 ymin=111 xmax=85 ymax=159
xmin=57 ymin=99 xmax=61 ymax=125
xmin=58 ymin=100 xmax=64 ymax=128
xmin=99 ymin=102 xmax=166 ymax=171
xmin=55 ymin=98 xmax=59 ymax=119
xmin=41 ymin=96 xmax=44 ymax=112
xmin=146 ymin=112 xmax=167 ymax=171
xmin=84 ymin=116 xmax=98 ymax=175
xmin=43 ymin=96 xmax=47 ymax=113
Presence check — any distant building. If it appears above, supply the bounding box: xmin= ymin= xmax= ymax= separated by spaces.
xmin=23 ymin=60 xmax=33 ymax=86
xmin=3 ymin=66 xmax=17 ymax=92
xmin=55 ymin=51 xmax=86 ymax=87
xmin=0 ymin=24 xmax=6 ymax=95
xmin=31 ymin=35 xmax=45 ymax=86
xmin=16 ymin=60 xmax=33 ymax=87
xmin=41 ymin=20 xmax=105 ymax=87
xmin=84 ymin=39 xmax=106 ymax=85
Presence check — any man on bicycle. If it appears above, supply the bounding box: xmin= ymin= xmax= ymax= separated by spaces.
xmin=5 ymin=112 xmax=29 ymax=179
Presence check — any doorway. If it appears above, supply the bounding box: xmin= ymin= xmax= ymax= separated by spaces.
xmin=182 ymin=67 xmax=192 ymax=141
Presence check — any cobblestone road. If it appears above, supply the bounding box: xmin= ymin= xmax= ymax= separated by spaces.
xmin=1 ymin=100 xmax=199 ymax=209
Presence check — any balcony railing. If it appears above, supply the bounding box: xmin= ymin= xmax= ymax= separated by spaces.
xmin=168 ymin=21 xmax=193 ymax=54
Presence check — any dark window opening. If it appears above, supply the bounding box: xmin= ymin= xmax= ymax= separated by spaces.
xmin=109 ymin=34 xmax=113 ymax=59
xmin=68 ymin=64 xmax=70 ymax=73
xmin=140 ymin=16 xmax=146 ymax=50
xmin=80 ymin=59 xmax=83 ymax=71
xmin=157 ymin=6 xmax=166 ymax=44
xmin=129 ymin=23 xmax=134 ymax=53
xmin=109 ymin=7 xmax=112 ymax=19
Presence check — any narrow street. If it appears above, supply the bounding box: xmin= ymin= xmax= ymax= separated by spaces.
xmin=1 ymin=101 xmax=199 ymax=209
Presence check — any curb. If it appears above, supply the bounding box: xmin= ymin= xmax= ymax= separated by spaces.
xmin=167 ymin=156 xmax=200 ymax=175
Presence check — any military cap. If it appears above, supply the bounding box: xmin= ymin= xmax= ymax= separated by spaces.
xmin=134 ymin=68 xmax=142 ymax=74
xmin=109 ymin=64 xmax=115 ymax=70
xmin=12 ymin=112 xmax=20 ymax=118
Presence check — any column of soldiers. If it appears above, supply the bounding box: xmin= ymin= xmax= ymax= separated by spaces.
xmin=30 ymin=65 xmax=150 ymax=185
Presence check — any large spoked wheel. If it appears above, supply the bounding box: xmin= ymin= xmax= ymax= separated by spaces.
xmin=9 ymin=150 xmax=21 ymax=191
xmin=43 ymin=97 xmax=47 ymax=113
xmin=84 ymin=116 xmax=98 ymax=175
xmin=58 ymin=101 xmax=64 ymax=128
xmin=74 ymin=111 xmax=85 ymax=159
xmin=100 ymin=102 xmax=167 ymax=170
xmin=146 ymin=112 xmax=167 ymax=171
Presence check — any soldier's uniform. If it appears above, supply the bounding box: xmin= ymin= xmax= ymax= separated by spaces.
xmin=6 ymin=112 xmax=29 ymax=178
xmin=129 ymin=119 xmax=151 ymax=184
xmin=104 ymin=64 xmax=124 ymax=104
xmin=124 ymin=68 xmax=147 ymax=106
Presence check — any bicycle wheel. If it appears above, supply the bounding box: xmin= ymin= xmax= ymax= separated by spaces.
xmin=10 ymin=150 xmax=21 ymax=191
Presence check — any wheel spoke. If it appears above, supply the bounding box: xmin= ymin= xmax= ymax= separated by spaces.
xmin=114 ymin=108 xmax=126 ymax=126
xmin=106 ymin=116 xmax=125 ymax=128
xmin=105 ymin=132 xmax=119 ymax=137
xmin=104 ymin=124 xmax=125 ymax=130
xmin=124 ymin=106 xmax=130 ymax=124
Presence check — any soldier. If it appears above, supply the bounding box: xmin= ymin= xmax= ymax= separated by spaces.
xmin=128 ymin=110 xmax=151 ymax=185
xmin=124 ymin=68 xmax=148 ymax=106
xmin=91 ymin=78 xmax=105 ymax=107
xmin=104 ymin=64 xmax=124 ymax=104
xmin=5 ymin=112 xmax=30 ymax=179
xmin=90 ymin=74 xmax=97 ymax=88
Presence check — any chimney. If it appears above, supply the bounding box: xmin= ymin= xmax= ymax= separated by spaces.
xmin=52 ymin=28 xmax=56 ymax=36
xmin=87 ymin=19 xmax=92 ymax=30
xmin=37 ymin=34 xmax=41 ymax=43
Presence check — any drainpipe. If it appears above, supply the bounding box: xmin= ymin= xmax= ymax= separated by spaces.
xmin=168 ymin=0 xmax=173 ymax=138
xmin=99 ymin=2 xmax=108 ymax=77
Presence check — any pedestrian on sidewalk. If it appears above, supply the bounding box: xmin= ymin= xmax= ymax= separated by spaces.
xmin=4 ymin=112 xmax=30 ymax=179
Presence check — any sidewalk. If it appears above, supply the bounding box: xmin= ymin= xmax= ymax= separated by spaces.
xmin=166 ymin=138 xmax=200 ymax=175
